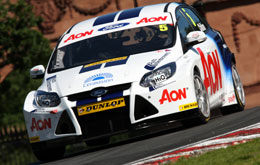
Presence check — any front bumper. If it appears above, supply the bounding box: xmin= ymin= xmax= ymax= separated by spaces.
xmin=24 ymin=75 xmax=197 ymax=144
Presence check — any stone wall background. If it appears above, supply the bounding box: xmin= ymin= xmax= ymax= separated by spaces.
xmin=29 ymin=0 xmax=260 ymax=87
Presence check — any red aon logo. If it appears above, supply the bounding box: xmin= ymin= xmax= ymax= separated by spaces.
xmin=197 ymin=48 xmax=222 ymax=95
xmin=137 ymin=16 xmax=167 ymax=24
xmin=31 ymin=118 xmax=51 ymax=132
xmin=159 ymin=88 xmax=187 ymax=104
xmin=64 ymin=30 xmax=94 ymax=43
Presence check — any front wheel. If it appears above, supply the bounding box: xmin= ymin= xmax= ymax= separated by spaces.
xmin=194 ymin=74 xmax=210 ymax=123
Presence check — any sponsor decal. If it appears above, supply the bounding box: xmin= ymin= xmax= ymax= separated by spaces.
xmin=159 ymin=24 xmax=168 ymax=31
xmin=179 ymin=102 xmax=198 ymax=111
xmin=197 ymin=48 xmax=222 ymax=95
xmin=197 ymin=23 xmax=206 ymax=31
xmin=83 ymin=73 xmax=113 ymax=87
xmin=98 ymin=23 xmax=129 ymax=31
xmin=144 ymin=52 xmax=170 ymax=70
xmin=137 ymin=16 xmax=167 ymax=24
xmin=64 ymin=30 xmax=94 ymax=43
xmin=77 ymin=97 xmax=125 ymax=116
xmin=46 ymin=75 xmax=56 ymax=92
xmin=29 ymin=136 xmax=40 ymax=143
xmin=153 ymin=72 xmax=167 ymax=84
xmin=228 ymin=94 xmax=236 ymax=103
xmin=79 ymin=56 xmax=128 ymax=73
xmin=159 ymin=88 xmax=187 ymax=104
xmin=84 ymin=56 xmax=127 ymax=68
xmin=31 ymin=118 xmax=51 ymax=132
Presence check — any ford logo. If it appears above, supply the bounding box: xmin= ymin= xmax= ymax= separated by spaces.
xmin=98 ymin=23 xmax=130 ymax=31
xmin=90 ymin=88 xmax=108 ymax=97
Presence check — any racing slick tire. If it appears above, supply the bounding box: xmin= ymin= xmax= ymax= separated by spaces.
xmin=221 ymin=64 xmax=245 ymax=114
xmin=182 ymin=72 xmax=210 ymax=127
xmin=194 ymin=72 xmax=211 ymax=123
xmin=231 ymin=64 xmax=245 ymax=111
xmin=32 ymin=145 xmax=65 ymax=161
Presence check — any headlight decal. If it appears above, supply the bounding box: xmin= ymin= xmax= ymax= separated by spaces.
xmin=144 ymin=51 xmax=170 ymax=70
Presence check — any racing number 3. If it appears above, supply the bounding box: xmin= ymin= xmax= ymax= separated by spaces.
xmin=197 ymin=48 xmax=222 ymax=95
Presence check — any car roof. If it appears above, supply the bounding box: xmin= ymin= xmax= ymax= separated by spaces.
xmin=67 ymin=2 xmax=180 ymax=34
xmin=58 ymin=2 xmax=181 ymax=48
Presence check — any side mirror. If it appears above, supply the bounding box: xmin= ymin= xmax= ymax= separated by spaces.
xmin=186 ymin=31 xmax=207 ymax=44
xmin=30 ymin=65 xmax=45 ymax=79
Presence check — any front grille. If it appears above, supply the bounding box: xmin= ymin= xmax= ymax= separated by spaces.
xmin=67 ymin=83 xmax=131 ymax=101
xmin=72 ymin=96 xmax=130 ymax=138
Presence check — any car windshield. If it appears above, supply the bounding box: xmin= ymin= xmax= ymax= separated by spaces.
xmin=48 ymin=24 xmax=175 ymax=73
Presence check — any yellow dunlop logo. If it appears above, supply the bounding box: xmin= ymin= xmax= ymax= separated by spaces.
xmin=179 ymin=102 xmax=198 ymax=111
xmin=29 ymin=136 xmax=40 ymax=143
xmin=84 ymin=56 xmax=127 ymax=68
xmin=77 ymin=97 xmax=125 ymax=116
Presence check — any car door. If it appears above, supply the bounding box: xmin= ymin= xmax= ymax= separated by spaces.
xmin=176 ymin=6 xmax=225 ymax=108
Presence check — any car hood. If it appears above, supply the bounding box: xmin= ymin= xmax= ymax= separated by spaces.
xmin=44 ymin=49 xmax=180 ymax=97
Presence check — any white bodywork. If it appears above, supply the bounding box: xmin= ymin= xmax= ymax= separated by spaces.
xmin=23 ymin=3 xmax=239 ymax=144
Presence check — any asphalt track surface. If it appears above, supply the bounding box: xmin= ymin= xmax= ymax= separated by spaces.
xmin=38 ymin=106 xmax=260 ymax=165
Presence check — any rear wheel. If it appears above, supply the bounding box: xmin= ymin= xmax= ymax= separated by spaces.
xmin=194 ymin=73 xmax=210 ymax=123
xmin=231 ymin=64 xmax=245 ymax=111
xmin=221 ymin=64 xmax=245 ymax=114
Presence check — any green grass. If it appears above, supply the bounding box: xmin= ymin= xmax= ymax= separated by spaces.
xmin=173 ymin=138 xmax=260 ymax=165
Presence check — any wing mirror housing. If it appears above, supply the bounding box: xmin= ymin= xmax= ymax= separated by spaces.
xmin=186 ymin=31 xmax=207 ymax=44
xmin=30 ymin=65 xmax=45 ymax=79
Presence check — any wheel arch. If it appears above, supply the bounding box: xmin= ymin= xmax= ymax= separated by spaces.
xmin=231 ymin=53 xmax=236 ymax=65
xmin=193 ymin=65 xmax=201 ymax=77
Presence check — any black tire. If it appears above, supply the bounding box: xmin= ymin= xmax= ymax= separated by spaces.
xmin=32 ymin=145 xmax=65 ymax=161
xmin=86 ymin=137 xmax=110 ymax=147
xmin=231 ymin=64 xmax=245 ymax=111
xmin=194 ymin=72 xmax=210 ymax=123
xmin=182 ymin=72 xmax=210 ymax=127
xmin=221 ymin=64 xmax=245 ymax=114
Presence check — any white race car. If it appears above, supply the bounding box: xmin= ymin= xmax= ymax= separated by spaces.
xmin=23 ymin=2 xmax=245 ymax=160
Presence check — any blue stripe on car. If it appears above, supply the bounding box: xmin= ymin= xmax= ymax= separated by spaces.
xmin=77 ymin=98 xmax=97 ymax=106
xmin=79 ymin=64 xmax=102 ymax=74
xmin=206 ymin=32 xmax=232 ymax=81
xmin=149 ymin=86 xmax=155 ymax=92
xmin=118 ymin=7 xmax=143 ymax=21
xmin=104 ymin=57 xmax=129 ymax=67
xmin=101 ymin=91 xmax=123 ymax=101
xmin=46 ymin=75 xmax=56 ymax=81
xmin=93 ymin=12 xmax=118 ymax=26
xmin=144 ymin=65 xmax=156 ymax=71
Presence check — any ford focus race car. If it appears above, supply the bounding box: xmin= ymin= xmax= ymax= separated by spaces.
xmin=23 ymin=2 xmax=245 ymax=161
